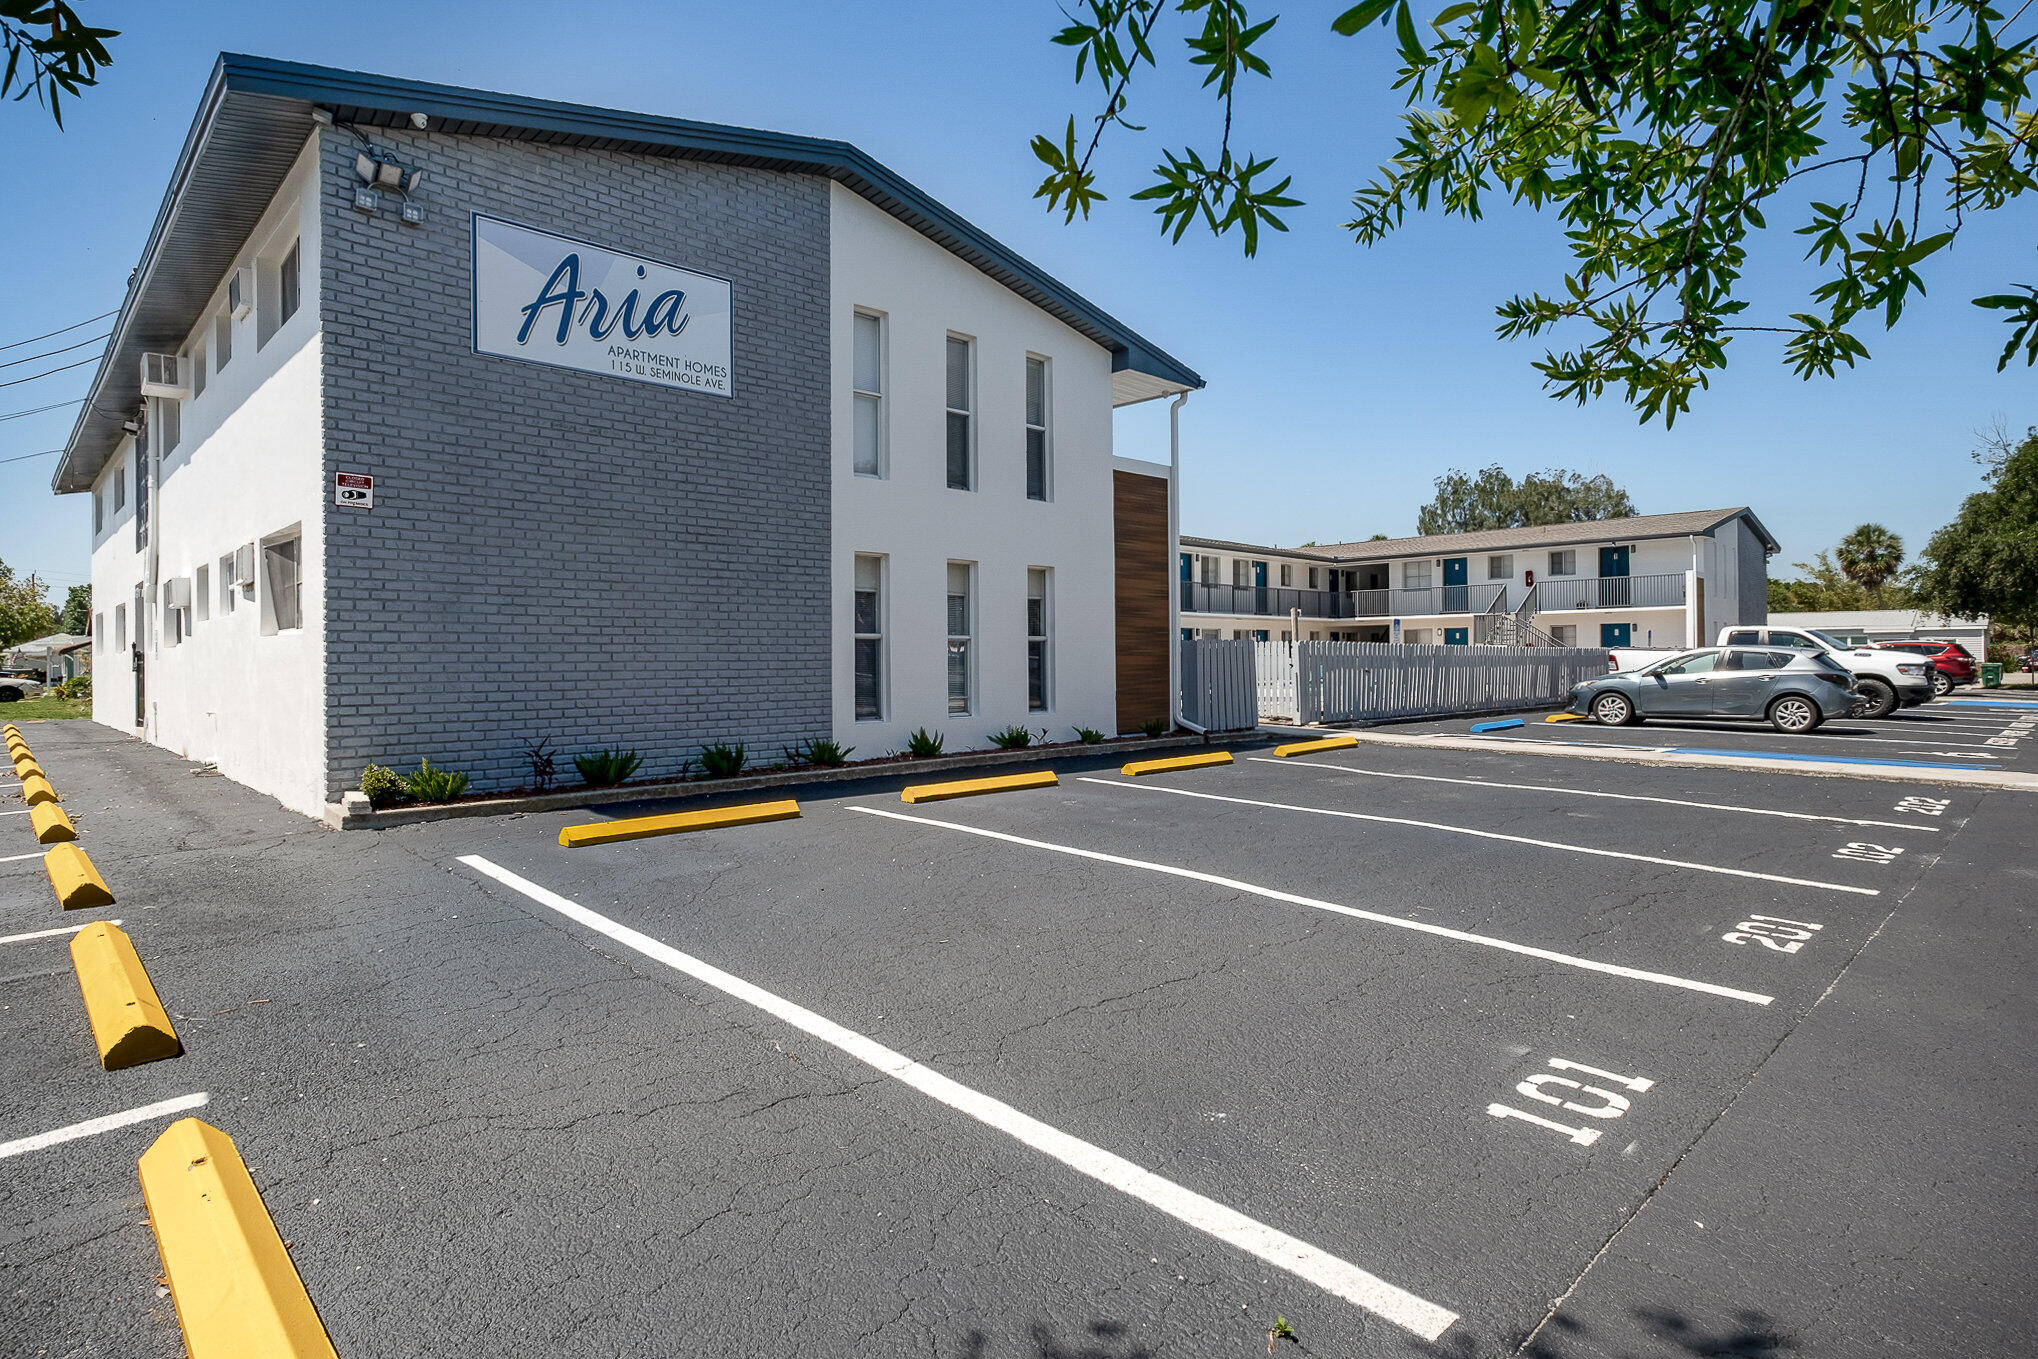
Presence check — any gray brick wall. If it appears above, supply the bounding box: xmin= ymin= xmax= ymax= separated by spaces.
xmin=318 ymin=128 xmax=832 ymax=800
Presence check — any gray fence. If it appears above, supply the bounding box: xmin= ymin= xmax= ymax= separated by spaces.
xmin=1179 ymin=637 xmax=1258 ymax=732
xmin=1292 ymin=642 xmax=1610 ymax=724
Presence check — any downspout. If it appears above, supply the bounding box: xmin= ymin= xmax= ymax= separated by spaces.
xmin=1168 ymin=390 xmax=1205 ymax=734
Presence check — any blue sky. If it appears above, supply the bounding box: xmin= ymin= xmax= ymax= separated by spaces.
xmin=1 ymin=2 xmax=2029 ymax=602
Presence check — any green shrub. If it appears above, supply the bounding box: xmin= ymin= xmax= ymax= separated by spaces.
xmin=57 ymin=675 xmax=92 ymax=699
xmin=574 ymin=747 xmax=642 ymax=787
xmin=522 ymin=737 xmax=559 ymax=792
xmin=988 ymin=724 xmax=1037 ymax=749
xmin=1139 ymin=718 xmax=1167 ymax=739
xmin=699 ymin=741 xmax=747 ymax=778
xmin=404 ymin=758 xmax=469 ymax=803
xmin=1072 ymin=726 xmax=1106 ymax=744
xmin=791 ymin=738 xmax=854 ymax=767
xmin=904 ymin=727 xmax=945 ymax=758
xmin=359 ymin=764 xmax=409 ymax=808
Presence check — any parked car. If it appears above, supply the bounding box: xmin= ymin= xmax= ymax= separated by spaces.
xmin=0 ymin=675 xmax=46 ymax=703
xmin=1610 ymin=625 xmax=1932 ymax=718
xmin=1568 ymin=646 xmax=1857 ymax=733
xmin=1871 ymin=639 xmax=1975 ymax=696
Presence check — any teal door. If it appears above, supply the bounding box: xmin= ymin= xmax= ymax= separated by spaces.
xmin=1443 ymin=556 xmax=1469 ymax=612
xmin=1444 ymin=627 xmax=1469 ymax=646
xmin=1179 ymin=552 xmax=1192 ymax=581
xmin=1601 ymin=622 xmax=1631 ymax=647
xmin=1598 ymin=545 xmax=1631 ymax=608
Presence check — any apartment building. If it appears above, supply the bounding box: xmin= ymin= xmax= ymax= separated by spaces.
xmin=1181 ymin=508 xmax=1777 ymax=650
xmin=55 ymin=56 xmax=1201 ymax=817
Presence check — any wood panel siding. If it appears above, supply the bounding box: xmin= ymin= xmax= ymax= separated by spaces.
xmin=1114 ymin=469 xmax=1171 ymax=733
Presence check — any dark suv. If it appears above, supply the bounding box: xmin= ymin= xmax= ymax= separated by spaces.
xmin=1872 ymin=639 xmax=1975 ymax=696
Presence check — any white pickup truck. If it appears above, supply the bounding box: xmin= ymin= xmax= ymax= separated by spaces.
xmin=1609 ymin=625 xmax=1934 ymax=718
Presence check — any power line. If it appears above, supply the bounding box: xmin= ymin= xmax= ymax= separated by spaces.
xmin=0 ymin=399 xmax=84 ymax=424
xmin=0 ymin=333 xmax=108 ymax=370
xmin=0 ymin=449 xmax=61 ymax=466
xmin=0 ymin=310 xmax=118 ymax=354
xmin=0 ymin=355 xmax=101 ymax=389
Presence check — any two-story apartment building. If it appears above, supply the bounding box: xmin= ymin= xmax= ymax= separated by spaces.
xmin=55 ymin=56 xmax=1200 ymax=818
xmin=1181 ymin=508 xmax=1777 ymax=650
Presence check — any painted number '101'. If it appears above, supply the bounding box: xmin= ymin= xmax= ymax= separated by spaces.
xmin=1833 ymin=841 xmax=1903 ymax=865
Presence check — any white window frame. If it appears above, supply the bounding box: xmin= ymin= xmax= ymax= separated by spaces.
xmin=94 ymin=612 xmax=104 ymax=651
xmin=113 ymin=462 xmax=126 ymax=511
xmin=1550 ymin=624 xmax=1577 ymax=646
xmin=280 ymin=238 xmax=301 ymax=326
xmin=853 ymin=553 xmax=886 ymax=721
xmin=1279 ymin=564 xmax=1293 ymax=587
xmin=194 ymin=563 xmax=210 ymax=623
xmin=214 ymin=310 xmax=233 ymax=370
xmin=944 ymin=335 xmax=975 ymax=492
xmin=1026 ymin=567 xmax=1052 ymax=713
xmin=113 ymin=604 xmax=126 ymax=652
xmin=852 ymin=309 xmax=887 ymax=479
xmin=1403 ymin=560 xmax=1432 ymax=589
xmin=1488 ymin=554 xmax=1513 ymax=580
xmin=219 ymin=554 xmax=238 ymax=614
xmin=93 ymin=485 xmax=103 ymax=534
xmin=1024 ymin=354 xmax=1051 ymax=501
xmin=1307 ymin=566 xmax=1320 ymax=590
xmin=1548 ymin=549 xmax=1576 ymax=576
xmin=260 ymin=528 xmax=303 ymax=635
xmin=946 ymin=561 xmax=974 ymax=715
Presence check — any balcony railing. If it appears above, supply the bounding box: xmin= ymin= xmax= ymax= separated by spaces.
xmin=1181 ymin=580 xmax=1511 ymax=619
xmin=1534 ymin=573 xmax=1686 ymax=611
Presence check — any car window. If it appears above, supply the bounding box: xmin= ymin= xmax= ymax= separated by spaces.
xmin=1765 ymin=632 xmax=1816 ymax=649
xmin=1658 ymin=650 xmax=1721 ymax=675
xmin=1725 ymin=629 xmax=1760 ymax=646
xmin=1776 ymin=651 xmax=1809 ymax=668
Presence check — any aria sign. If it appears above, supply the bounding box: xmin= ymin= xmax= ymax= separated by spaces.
xmin=472 ymin=214 xmax=734 ymax=397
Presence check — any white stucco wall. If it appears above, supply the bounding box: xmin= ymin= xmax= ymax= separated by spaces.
xmin=87 ymin=138 xmax=327 ymax=816
xmin=829 ymin=184 xmax=1119 ymax=751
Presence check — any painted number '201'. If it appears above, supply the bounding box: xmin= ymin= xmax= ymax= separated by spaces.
xmin=1722 ymin=914 xmax=1822 ymax=954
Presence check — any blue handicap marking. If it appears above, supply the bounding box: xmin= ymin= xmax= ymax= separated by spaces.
xmin=1470 ymin=719 xmax=1526 ymax=733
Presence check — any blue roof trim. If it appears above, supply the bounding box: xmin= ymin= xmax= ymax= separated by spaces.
xmin=218 ymin=54 xmax=1203 ymax=390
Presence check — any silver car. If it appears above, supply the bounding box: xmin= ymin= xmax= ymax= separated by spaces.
xmin=0 ymin=674 xmax=47 ymax=704
xmin=1567 ymin=646 xmax=1856 ymax=733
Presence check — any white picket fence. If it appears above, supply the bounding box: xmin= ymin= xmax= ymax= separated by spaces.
xmin=1180 ymin=637 xmax=1259 ymax=732
xmin=1244 ymin=640 xmax=1610 ymax=724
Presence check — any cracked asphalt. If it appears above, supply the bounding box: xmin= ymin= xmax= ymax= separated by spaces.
xmin=2 ymin=714 xmax=2032 ymax=1357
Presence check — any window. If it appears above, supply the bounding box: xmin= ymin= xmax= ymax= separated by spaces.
xmin=1405 ymin=628 xmax=1431 ymax=644
xmin=1198 ymin=554 xmax=1218 ymax=586
xmin=1279 ymin=564 xmax=1293 ymax=587
xmin=852 ymin=311 xmax=885 ymax=477
xmin=1403 ymin=560 xmax=1432 ymax=589
xmin=113 ymin=463 xmax=126 ymax=511
xmin=1024 ymin=355 xmax=1050 ymax=500
xmin=219 ymin=554 xmax=237 ymax=614
xmin=93 ymin=487 xmax=103 ymax=534
xmin=1487 ymin=554 xmax=1513 ymax=580
xmin=1725 ymin=629 xmax=1760 ymax=646
xmin=945 ymin=336 xmax=973 ymax=490
xmin=1307 ymin=567 xmax=1320 ymax=590
xmin=134 ymin=428 xmax=149 ymax=551
xmin=191 ymin=337 xmax=206 ymax=399
xmin=1232 ymin=559 xmax=1251 ymax=588
xmin=114 ymin=605 xmax=126 ymax=652
xmin=1027 ymin=568 xmax=1051 ymax=711
xmin=1659 ymin=651 xmax=1721 ymax=675
xmin=946 ymin=562 xmax=973 ymax=713
xmin=165 ymin=598 xmax=185 ymax=647
xmin=1548 ymin=549 xmax=1575 ymax=576
xmin=193 ymin=564 xmax=210 ymax=623
xmin=854 ymin=554 xmax=884 ymax=720
xmin=262 ymin=532 xmax=302 ymax=633
xmin=214 ymin=311 xmax=232 ymax=370
xmin=158 ymin=397 xmax=180 ymax=454
xmin=94 ymin=613 xmax=104 ymax=650
xmin=280 ymin=239 xmax=301 ymax=325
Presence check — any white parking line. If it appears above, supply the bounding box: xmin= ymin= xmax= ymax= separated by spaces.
xmin=1079 ymin=778 xmax=1879 ymax=897
xmin=0 ymin=919 xmax=119 ymax=947
xmin=0 ymin=1092 xmax=210 ymax=1161
xmin=850 ymin=808 xmax=1776 ymax=1005
xmin=1503 ymin=728 xmax=2006 ymax=750
xmin=1248 ymin=758 xmax=1940 ymax=831
xmin=0 ymin=850 xmax=45 ymax=864
xmin=457 ymin=854 xmax=1460 ymax=1340
xmin=0 ymin=809 xmax=32 ymax=817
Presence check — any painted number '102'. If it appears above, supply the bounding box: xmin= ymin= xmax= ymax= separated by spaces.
xmin=1723 ymin=915 xmax=1822 ymax=953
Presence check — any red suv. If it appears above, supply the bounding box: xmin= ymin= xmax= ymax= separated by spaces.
xmin=1872 ymin=639 xmax=1976 ymax=696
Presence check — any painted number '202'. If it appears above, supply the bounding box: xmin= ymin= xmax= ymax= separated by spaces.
xmin=1722 ymin=914 xmax=1822 ymax=954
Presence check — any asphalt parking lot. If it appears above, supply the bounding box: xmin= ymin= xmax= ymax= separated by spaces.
xmin=4 ymin=711 xmax=2034 ymax=1357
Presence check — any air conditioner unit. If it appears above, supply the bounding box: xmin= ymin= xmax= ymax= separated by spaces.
xmin=139 ymin=353 xmax=189 ymax=399
xmin=227 ymin=267 xmax=253 ymax=320
xmin=234 ymin=544 xmax=257 ymax=587
xmin=164 ymin=577 xmax=193 ymax=610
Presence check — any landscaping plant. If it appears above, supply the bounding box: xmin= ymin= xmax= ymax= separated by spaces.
xmin=1072 ymin=726 xmax=1105 ymax=744
xmin=403 ymin=759 xmax=469 ymax=803
xmin=903 ymin=727 xmax=945 ymax=758
xmin=1139 ymin=719 xmax=1167 ymax=739
xmin=359 ymin=764 xmax=409 ymax=808
xmin=573 ymin=747 xmax=643 ymax=787
xmin=988 ymin=724 xmax=1038 ymax=749
xmin=522 ymin=737 xmax=558 ymax=792
xmin=699 ymin=741 xmax=747 ymax=778
xmin=792 ymin=738 xmax=854 ymax=767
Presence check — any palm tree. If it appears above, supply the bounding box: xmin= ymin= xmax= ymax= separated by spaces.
xmin=1836 ymin=523 xmax=1905 ymax=603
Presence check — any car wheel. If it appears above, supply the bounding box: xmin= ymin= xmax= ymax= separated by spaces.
xmin=1768 ymin=694 xmax=1822 ymax=734
xmin=1591 ymin=692 xmax=1636 ymax=726
xmin=0 ymin=688 xmax=21 ymax=703
xmin=1853 ymin=677 xmax=1897 ymax=719
xmin=1930 ymin=671 xmax=1954 ymax=697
